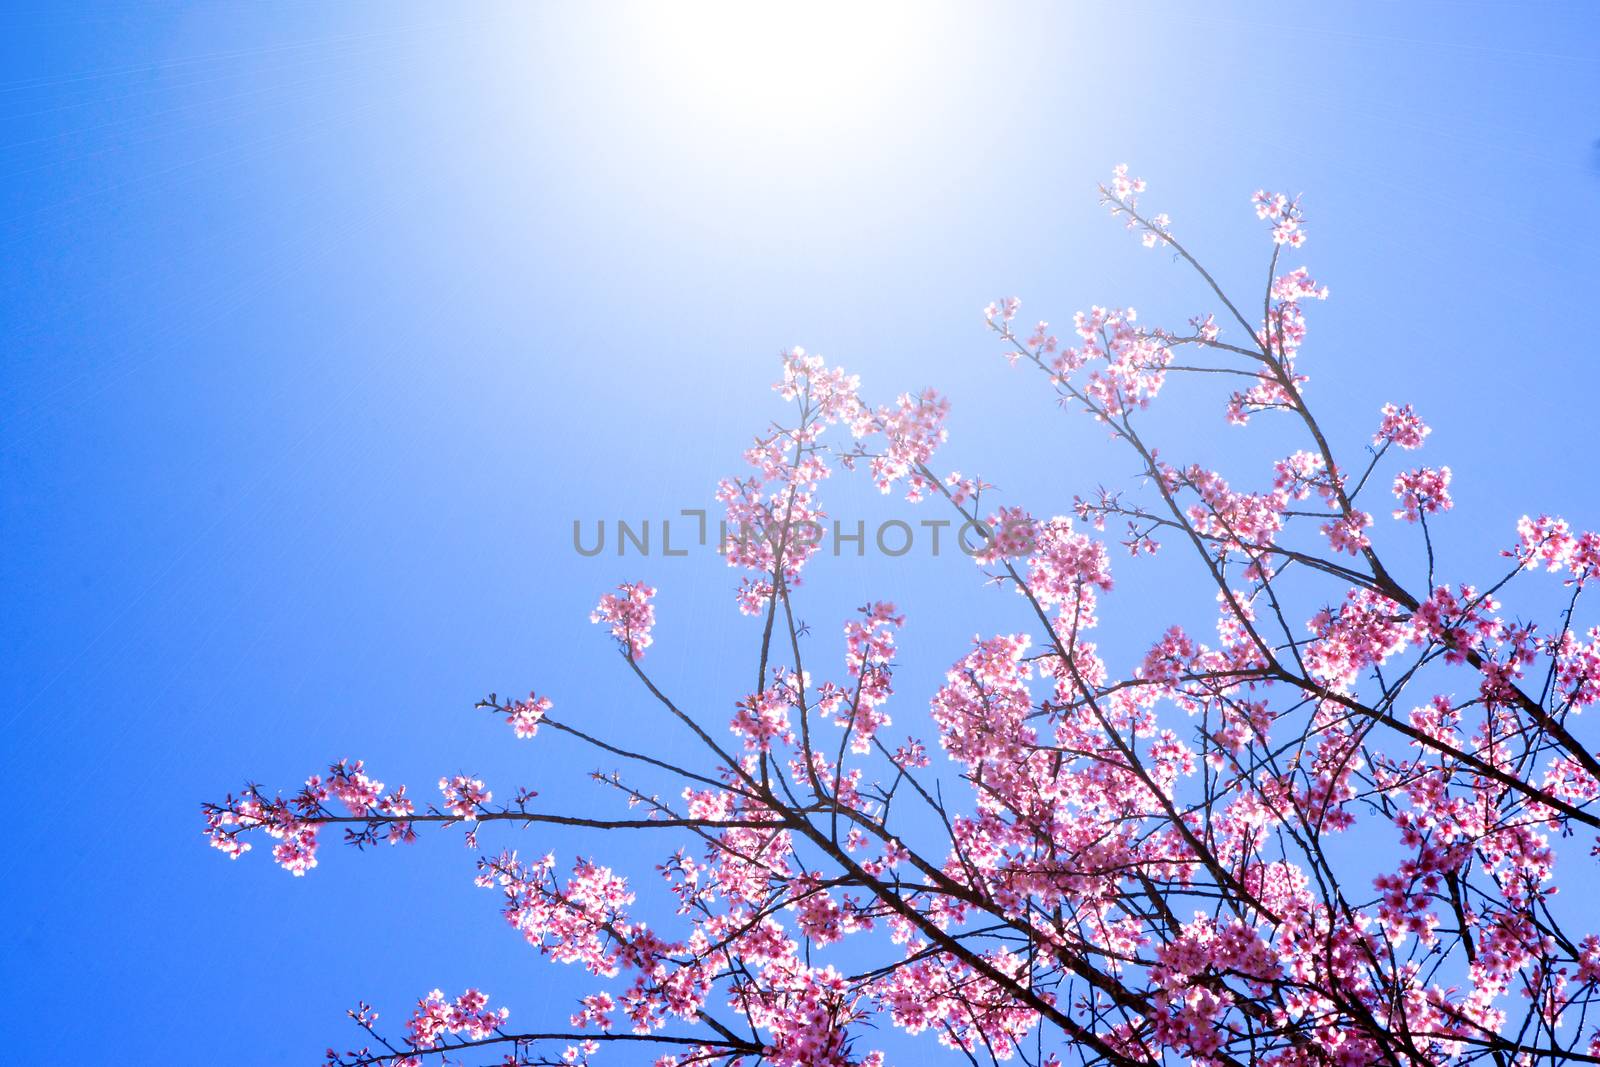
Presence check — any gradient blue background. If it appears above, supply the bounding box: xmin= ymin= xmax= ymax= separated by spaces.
xmin=4 ymin=3 xmax=1599 ymax=1063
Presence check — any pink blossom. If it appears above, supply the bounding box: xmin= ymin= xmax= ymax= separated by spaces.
xmin=405 ymin=988 xmax=508 ymax=1049
xmin=864 ymin=389 xmax=950 ymax=501
xmin=1392 ymin=466 xmax=1453 ymax=522
xmin=506 ymin=691 xmax=552 ymax=738
xmin=439 ymin=774 xmax=492 ymax=818
xmin=1375 ymin=402 xmax=1431 ymax=449
xmin=1322 ymin=509 xmax=1374 ymax=554
xmin=1252 ymin=189 xmax=1308 ymax=246
xmin=591 ymin=581 xmax=657 ymax=659
xmin=983 ymin=296 xmax=1021 ymax=325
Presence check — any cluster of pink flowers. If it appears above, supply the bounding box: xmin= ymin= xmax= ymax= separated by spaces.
xmin=1100 ymin=164 xmax=1171 ymax=247
xmin=717 ymin=349 xmax=953 ymax=617
xmin=1106 ymin=162 xmax=1145 ymax=204
xmin=1273 ymin=449 xmax=1339 ymax=504
xmin=1021 ymin=516 xmax=1114 ymax=628
xmin=1225 ymin=368 xmax=1298 ymax=425
xmin=865 ymin=389 xmax=950 ymax=501
xmin=476 ymin=851 xmax=641 ymax=981
xmin=439 ymin=774 xmax=492 ymax=819
xmin=505 ymin=691 xmax=552 ymax=738
xmin=205 ymin=759 xmax=415 ymax=875
xmin=1322 ymin=508 xmax=1374 ymax=555
xmin=716 ymin=351 xmax=850 ymax=615
xmin=1271 ymin=266 xmax=1328 ymax=303
xmin=1510 ymin=514 xmax=1600 ymax=586
xmin=1375 ymin=401 xmax=1431 ymax=449
xmin=1252 ymin=188 xmax=1308 ymax=246
xmin=983 ymin=296 xmax=1021 ymax=325
xmin=1392 ymin=465 xmax=1454 ymax=522
xmin=718 ymin=471 xmax=822 ymax=615
xmin=1553 ymin=629 xmax=1600 ymax=712
xmin=1305 ymin=587 xmax=1414 ymax=690
xmin=205 ymin=792 xmax=298 ymax=864
xmin=403 ymin=988 xmax=507 ymax=1053
xmin=818 ymin=602 xmax=903 ymax=752
xmin=1053 ymin=306 xmax=1173 ymax=417
xmin=731 ymin=674 xmax=798 ymax=753
xmin=590 ymin=581 xmax=657 ymax=658
xmin=874 ymin=948 xmax=1040 ymax=1059
xmin=569 ymin=991 xmax=615 ymax=1032
xmin=775 ymin=346 xmax=862 ymax=424
xmin=1170 ymin=463 xmax=1287 ymax=557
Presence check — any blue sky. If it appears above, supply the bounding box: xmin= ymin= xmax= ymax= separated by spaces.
xmin=4 ymin=3 xmax=1600 ymax=1063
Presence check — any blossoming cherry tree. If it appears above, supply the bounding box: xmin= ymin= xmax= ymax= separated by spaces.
xmin=207 ymin=170 xmax=1600 ymax=1067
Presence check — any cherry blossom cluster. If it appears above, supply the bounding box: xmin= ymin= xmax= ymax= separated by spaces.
xmin=1392 ymin=465 xmax=1453 ymax=522
xmin=505 ymin=691 xmax=552 ymax=739
xmin=204 ymin=759 xmax=415 ymax=875
xmin=1375 ymin=401 xmax=1431 ymax=450
xmin=717 ymin=348 xmax=953 ymax=617
xmin=590 ymin=581 xmax=657 ymax=659
xmin=404 ymin=988 xmax=508 ymax=1052
xmin=827 ymin=601 xmax=903 ymax=752
xmin=1252 ymin=188 xmax=1308 ymax=247
xmin=1510 ymin=514 xmax=1600 ymax=586
xmin=1100 ymin=164 xmax=1170 ymax=248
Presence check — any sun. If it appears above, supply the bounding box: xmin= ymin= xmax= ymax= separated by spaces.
xmin=620 ymin=2 xmax=930 ymax=139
